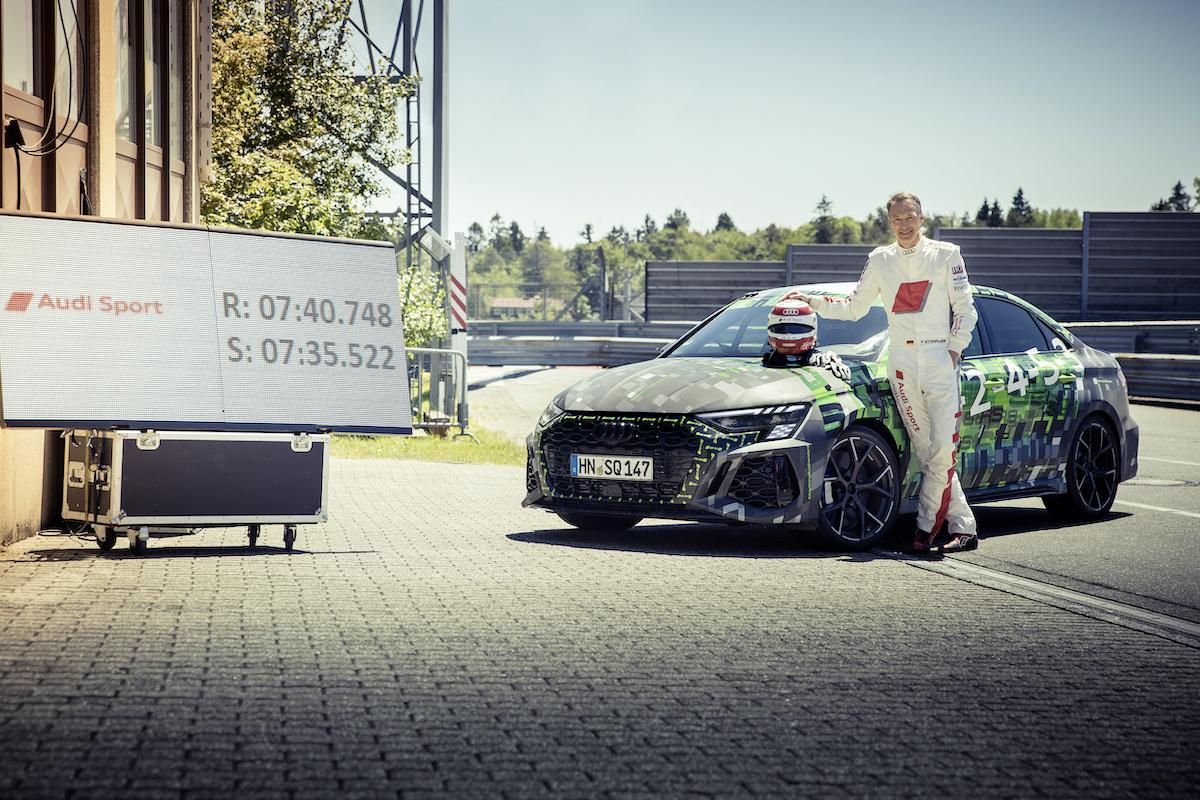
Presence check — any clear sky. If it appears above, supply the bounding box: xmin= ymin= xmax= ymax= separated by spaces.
xmin=357 ymin=0 xmax=1199 ymax=245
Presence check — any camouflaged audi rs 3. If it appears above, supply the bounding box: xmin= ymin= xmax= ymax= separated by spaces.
xmin=522 ymin=283 xmax=1140 ymax=548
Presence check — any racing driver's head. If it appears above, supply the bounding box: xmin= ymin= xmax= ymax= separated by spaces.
xmin=767 ymin=297 xmax=818 ymax=356
xmin=887 ymin=191 xmax=924 ymax=249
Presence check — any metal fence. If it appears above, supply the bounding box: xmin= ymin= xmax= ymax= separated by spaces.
xmin=467 ymin=321 xmax=1200 ymax=402
xmin=467 ymin=283 xmax=593 ymax=321
xmin=644 ymin=213 xmax=1200 ymax=323
xmin=644 ymin=261 xmax=786 ymax=322
xmin=407 ymin=347 xmax=470 ymax=434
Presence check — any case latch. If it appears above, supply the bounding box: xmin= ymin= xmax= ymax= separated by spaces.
xmin=291 ymin=433 xmax=312 ymax=453
xmin=136 ymin=431 xmax=160 ymax=450
xmin=67 ymin=462 xmax=86 ymax=488
xmin=89 ymin=465 xmax=110 ymax=490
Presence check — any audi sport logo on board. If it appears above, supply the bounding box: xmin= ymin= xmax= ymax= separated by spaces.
xmin=4 ymin=292 xmax=34 ymax=312
xmin=4 ymin=291 xmax=165 ymax=317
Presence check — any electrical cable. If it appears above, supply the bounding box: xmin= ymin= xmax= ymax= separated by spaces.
xmin=13 ymin=148 xmax=21 ymax=210
xmin=18 ymin=0 xmax=87 ymax=158
xmin=17 ymin=0 xmax=71 ymax=152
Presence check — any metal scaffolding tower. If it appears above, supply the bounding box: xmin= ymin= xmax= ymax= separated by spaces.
xmin=342 ymin=0 xmax=448 ymax=271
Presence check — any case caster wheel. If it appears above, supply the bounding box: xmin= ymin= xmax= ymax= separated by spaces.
xmin=94 ymin=525 xmax=118 ymax=551
xmin=248 ymin=524 xmax=260 ymax=548
xmin=127 ymin=526 xmax=149 ymax=553
xmin=283 ymin=525 xmax=297 ymax=552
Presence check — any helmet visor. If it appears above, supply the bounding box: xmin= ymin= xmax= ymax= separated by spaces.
xmin=768 ymin=322 xmax=815 ymax=335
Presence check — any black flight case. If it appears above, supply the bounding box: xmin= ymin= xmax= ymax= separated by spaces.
xmin=62 ymin=430 xmax=329 ymax=552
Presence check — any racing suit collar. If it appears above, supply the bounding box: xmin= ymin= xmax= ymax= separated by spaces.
xmin=897 ymin=234 xmax=925 ymax=256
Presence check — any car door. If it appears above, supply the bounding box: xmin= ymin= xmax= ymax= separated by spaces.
xmin=956 ymin=309 xmax=1002 ymax=489
xmin=962 ymin=297 xmax=1063 ymax=489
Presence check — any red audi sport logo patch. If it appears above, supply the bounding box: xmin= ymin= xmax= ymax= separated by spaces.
xmin=891 ymin=280 xmax=931 ymax=314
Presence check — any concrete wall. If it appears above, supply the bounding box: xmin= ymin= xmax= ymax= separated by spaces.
xmin=0 ymin=430 xmax=56 ymax=546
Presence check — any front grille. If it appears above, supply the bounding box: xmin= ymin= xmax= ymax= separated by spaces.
xmin=541 ymin=415 xmax=703 ymax=504
xmin=525 ymin=450 xmax=538 ymax=493
xmin=728 ymin=456 xmax=796 ymax=509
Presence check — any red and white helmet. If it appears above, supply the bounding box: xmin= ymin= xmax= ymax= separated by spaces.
xmin=767 ymin=297 xmax=818 ymax=355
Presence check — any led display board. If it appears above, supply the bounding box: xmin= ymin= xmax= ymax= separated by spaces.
xmin=0 ymin=214 xmax=412 ymax=434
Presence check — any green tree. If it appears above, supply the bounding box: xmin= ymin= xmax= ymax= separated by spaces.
xmin=580 ymin=223 xmax=594 ymax=244
xmin=1158 ymin=181 xmax=1194 ymax=211
xmin=975 ymin=199 xmax=991 ymax=226
xmin=715 ymin=212 xmax=735 ymax=232
xmin=861 ymin=206 xmax=890 ymax=244
xmin=636 ymin=214 xmax=658 ymax=241
xmin=924 ymin=212 xmax=957 ymax=237
xmin=606 ymin=226 xmax=631 ymax=246
xmin=988 ymin=200 xmax=1004 ymax=227
xmin=202 ymin=0 xmax=415 ymax=236
xmin=813 ymin=195 xmax=835 ymax=243
xmin=1006 ymin=187 xmax=1035 ymax=227
xmin=1031 ymin=208 xmax=1082 ymax=228
xmin=466 ymin=222 xmax=485 ymax=253
xmin=520 ymin=238 xmax=560 ymax=285
xmin=397 ymin=257 xmax=447 ymax=348
xmin=508 ymin=221 xmax=526 ymax=254
xmin=664 ymin=208 xmax=690 ymax=230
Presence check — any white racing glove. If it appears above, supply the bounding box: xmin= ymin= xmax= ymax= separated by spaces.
xmin=810 ymin=351 xmax=851 ymax=381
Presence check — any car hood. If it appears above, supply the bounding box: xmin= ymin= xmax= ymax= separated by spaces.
xmin=559 ymin=357 xmax=847 ymax=414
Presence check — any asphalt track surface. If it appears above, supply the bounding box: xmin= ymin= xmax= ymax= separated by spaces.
xmin=0 ymin=367 xmax=1194 ymax=797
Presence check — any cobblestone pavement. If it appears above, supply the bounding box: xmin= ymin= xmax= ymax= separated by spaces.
xmin=0 ymin=458 xmax=1197 ymax=798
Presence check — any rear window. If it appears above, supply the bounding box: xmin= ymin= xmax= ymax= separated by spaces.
xmin=978 ymin=297 xmax=1049 ymax=355
xmin=667 ymin=305 xmax=888 ymax=359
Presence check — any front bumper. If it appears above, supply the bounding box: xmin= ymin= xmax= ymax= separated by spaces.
xmin=522 ymin=411 xmax=830 ymax=526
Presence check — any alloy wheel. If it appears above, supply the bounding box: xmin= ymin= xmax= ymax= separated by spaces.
xmin=1074 ymin=420 xmax=1119 ymax=513
xmin=820 ymin=432 xmax=897 ymax=544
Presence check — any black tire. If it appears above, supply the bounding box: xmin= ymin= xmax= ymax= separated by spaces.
xmin=94 ymin=527 xmax=118 ymax=551
xmin=816 ymin=426 xmax=901 ymax=550
xmin=555 ymin=512 xmax=642 ymax=532
xmin=1043 ymin=414 xmax=1120 ymax=519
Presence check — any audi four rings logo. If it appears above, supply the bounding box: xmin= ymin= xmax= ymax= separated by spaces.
xmin=596 ymin=421 xmax=639 ymax=444
xmin=778 ymin=307 xmax=800 ymax=315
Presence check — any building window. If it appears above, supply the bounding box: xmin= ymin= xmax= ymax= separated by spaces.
xmin=2 ymin=0 xmax=40 ymax=97
xmin=146 ymin=0 xmax=165 ymax=146
xmin=115 ymin=0 xmax=136 ymax=141
xmin=169 ymin=0 xmax=184 ymax=157
xmin=54 ymin=0 xmax=86 ymax=120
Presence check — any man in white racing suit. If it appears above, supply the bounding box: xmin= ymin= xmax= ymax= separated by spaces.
xmin=792 ymin=192 xmax=979 ymax=553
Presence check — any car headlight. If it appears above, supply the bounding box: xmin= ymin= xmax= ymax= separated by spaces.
xmin=696 ymin=404 xmax=808 ymax=439
xmin=537 ymin=393 xmax=567 ymax=429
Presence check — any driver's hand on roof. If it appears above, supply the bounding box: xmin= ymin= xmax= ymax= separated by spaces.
xmin=783 ymin=291 xmax=814 ymax=305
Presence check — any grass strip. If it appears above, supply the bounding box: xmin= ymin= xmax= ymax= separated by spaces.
xmin=332 ymin=426 xmax=524 ymax=466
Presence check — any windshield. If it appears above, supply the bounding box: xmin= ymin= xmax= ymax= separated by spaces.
xmin=666 ymin=302 xmax=888 ymax=360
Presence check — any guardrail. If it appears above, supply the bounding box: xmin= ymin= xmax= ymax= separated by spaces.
xmin=1066 ymin=321 xmax=1200 ymax=356
xmin=467 ymin=321 xmax=1200 ymax=402
xmin=1111 ymin=354 xmax=1200 ymax=403
xmin=467 ymin=320 xmax=697 ymax=339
